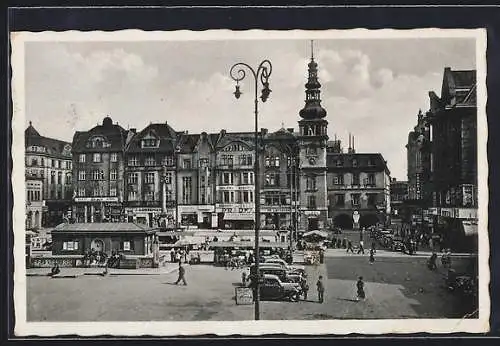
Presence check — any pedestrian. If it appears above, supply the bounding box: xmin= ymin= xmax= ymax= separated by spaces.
xmin=170 ymin=248 xmax=175 ymax=263
xmin=427 ymin=252 xmax=438 ymax=270
xmin=301 ymin=278 xmax=309 ymax=300
xmin=369 ymin=248 xmax=375 ymax=264
xmin=175 ymin=250 xmax=181 ymax=263
xmin=316 ymin=275 xmax=325 ymax=303
xmin=175 ymin=262 xmax=187 ymax=285
xmin=241 ymin=271 xmax=247 ymax=286
xmin=356 ymin=276 xmax=365 ymax=301
xmin=371 ymin=241 xmax=376 ymax=253
xmin=357 ymin=240 xmax=365 ymax=254
xmin=346 ymin=240 xmax=355 ymax=253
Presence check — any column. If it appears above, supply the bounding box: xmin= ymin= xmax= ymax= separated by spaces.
xmin=84 ymin=205 xmax=88 ymax=223
xmin=90 ymin=205 xmax=94 ymax=223
xmin=162 ymin=180 xmax=167 ymax=213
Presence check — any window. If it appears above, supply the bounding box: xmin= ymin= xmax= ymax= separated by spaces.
xmin=67 ymin=161 xmax=72 ymax=170
xmin=92 ymin=170 xmax=100 ymax=180
xmin=241 ymin=172 xmax=254 ymax=185
xmin=142 ymin=138 xmax=157 ymax=148
xmin=109 ymin=187 xmax=117 ymax=197
xmin=238 ymin=154 xmax=252 ymax=166
xmin=333 ymin=174 xmax=344 ymax=185
xmin=63 ymin=241 xmax=79 ymax=251
xmin=351 ymin=193 xmax=360 ymax=206
xmin=110 ymin=169 xmax=117 ymax=180
xmin=367 ymin=158 xmax=375 ymax=166
xmin=31 ymin=158 xmax=38 ymax=166
xmin=57 ymin=172 xmax=62 ymax=184
xmin=128 ymin=190 xmax=138 ymax=201
xmin=367 ymin=173 xmax=376 ymax=186
xmin=241 ymin=191 xmax=254 ymax=203
xmin=51 ymin=159 xmax=55 ymax=167
xmin=111 ymin=153 xmax=118 ymax=162
xmin=58 ymin=160 xmax=62 ymax=168
xmin=93 ymin=153 xmax=101 ymax=163
xmin=164 ymin=172 xmax=172 ymax=184
xmin=78 ymin=188 xmax=85 ymax=197
xmin=128 ymin=173 xmax=138 ymax=184
xmin=367 ymin=194 xmax=377 ymax=207
xmin=145 ymin=190 xmax=155 ymax=201
xmin=50 ymin=171 xmax=55 ymax=184
xmin=41 ymin=158 xmax=45 ymax=167
xmin=93 ymin=187 xmax=101 ymax=197
xmin=183 ymin=159 xmax=191 ymax=169
xmin=163 ymin=156 xmax=174 ymax=166
xmin=274 ymin=156 xmax=280 ymax=167
xmin=221 ymin=155 xmax=233 ymax=166
xmin=352 ymin=173 xmax=360 ymax=185
xmin=78 ymin=170 xmax=86 ymax=181
xmin=128 ymin=156 xmax=139 ymax=166
xmin=199 ymin=158 xmax=209 ymax=168
xmin=223 ymin=191 xmax=235 ymax=203
xmin=66 ymin=173 xmax=72 ymax=185
xmin=335 ymin=194 xmax=345 ymax=207
xmin=145 ymin=172 xmax=155 ymax=184
xmin=265 ymin=157 xmax=270 ymax=167
xmin=122 ymin=241 xmax=133 ymax=251
xmin=79 ymin=154 xmax=86 ymax=163
xmin=182 ymin=177 xmax=192 ymax=204
xmin=306 ymin=176 xmax=316 ymax=190
xmin=308 ymin=195 xmax=316 ymax=209
xmin=145 ymin=156 xmax=155 ymax=166
xmin=222 ymin=172 xmax=233 ymax=185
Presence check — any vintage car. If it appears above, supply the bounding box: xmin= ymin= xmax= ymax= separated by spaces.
xmin=260 ymin=274 xmax=302 ymax=302
xmin=391 ymin=236 xmax=405 ymax=252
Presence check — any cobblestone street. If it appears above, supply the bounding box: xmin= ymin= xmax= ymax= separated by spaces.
xmin=27 ymin=249 xmax=477 ymax=321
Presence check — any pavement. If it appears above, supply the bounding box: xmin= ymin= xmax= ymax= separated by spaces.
xmin=26 ymin=249 xmax=478 ymax=321
xmin=26 ymin=262 xmax=179 ymax=277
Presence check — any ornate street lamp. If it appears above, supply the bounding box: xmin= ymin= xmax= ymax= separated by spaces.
xmin=229 ymin=60 xmax=272 ymax=321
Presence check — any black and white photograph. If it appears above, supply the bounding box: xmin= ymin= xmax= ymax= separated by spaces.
xmin=11 ymin=28 xmax=489 ymax=336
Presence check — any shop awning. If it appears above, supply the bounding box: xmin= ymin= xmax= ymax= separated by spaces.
xmin=174 ymin=236 xmax=204 ymax=246
xmin=462 ymin=221 xmax=478 ymax=236
xmin=208 ymin=241 xmax=288 ymax=249
xmin=302 ymin=230 xmax=328 ymax=239
xmin=223 ymin=213 xmax=255 ymax=221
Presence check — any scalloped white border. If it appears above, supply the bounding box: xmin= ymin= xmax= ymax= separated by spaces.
xmin=11 ymin=28 xmax=489 ymax=336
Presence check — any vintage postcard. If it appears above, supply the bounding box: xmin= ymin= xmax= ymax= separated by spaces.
xmin=11 ymin=28 xmax=489 ymax=336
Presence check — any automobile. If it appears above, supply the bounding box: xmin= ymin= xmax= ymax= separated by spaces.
xmin=391 ymin=237 xmax=405 ymax=252
xmin=264 ymin=258 xmax=306 ymax=273
xmin=250 ymin=264 xmax=305 ymax=283
xmin=283 ymin=273 xmax=305 ymax=284
xmin=260 ymin=274 xmax=302 ymax=302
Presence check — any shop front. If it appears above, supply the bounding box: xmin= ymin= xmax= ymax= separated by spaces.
xmin=73 ymin=197 xmax=123 ymax=224
xmin=178 ymin=205 xmax=216 ymax=230
xmin=125 ymin=206 xmax=169 ymax=228
xmin=216 ymin=203 xmax=255 ymax=230
xmin=261 ymin=206 xmax=292 ymax=230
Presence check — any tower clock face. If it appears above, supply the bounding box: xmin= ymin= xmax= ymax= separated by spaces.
xmin=309 ymin=157 xmax=316 ymax=165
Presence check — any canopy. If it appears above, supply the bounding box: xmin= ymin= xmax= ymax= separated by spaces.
xmin=174 ymin=236 xmax=203 ymax=246
xmin=208 ymin=241 xmax=288 ymax=249
xmin=302 ymin=230 xmax=328 ymax=239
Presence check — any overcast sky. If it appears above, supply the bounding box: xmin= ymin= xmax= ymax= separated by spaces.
xmin=24 ymin=37 xmax=475 ymax=179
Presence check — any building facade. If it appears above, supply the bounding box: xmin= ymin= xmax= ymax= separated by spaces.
xmin=71 ymin=116 xmax=129 ymax=223
xmin=426 ymin=67 xmax=477 ymax=250
xmin=326 ymin=141 xmax=391 ymax=230
xmin=25 ymin=122 xmax=73 ymax=227
xmin=390 ymin=178 xmax=408 ymax=218
xmin=25 ymin=176 xmax=45 ymax=230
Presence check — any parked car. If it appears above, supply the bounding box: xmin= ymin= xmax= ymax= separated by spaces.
xmin=264 ymin=258 xmax=306 ymax=273
xmin=260 ymin=274 xmax=302 ymax=302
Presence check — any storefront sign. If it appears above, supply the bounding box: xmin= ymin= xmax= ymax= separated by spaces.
xmin=125 ymin=207 xmax=163 ymax=213
xmin=260 ymin=206 xmax=291 ymax=213
xmin=304 ymin=210 xmax=320 ymax=216
xmin=217 ymin=186 xmax=255 ymax=191
xmin=74 ymin=197 xmax=119 ymax=203
xmin=235 ymin=287 xmax=254 ymax=305
xmin=224 ymin=213 xmax=255 ymax=221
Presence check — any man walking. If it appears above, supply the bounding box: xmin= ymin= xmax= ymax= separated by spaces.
xmin=175 ymin=262 xmax=187 ymax=285
xmin=357 ymin=240 xmax=365 ymax=254
xmin=346 ymin=240 xmax=355 ymax=253
xmin=316 ymin=275 xmax=325 ymax=303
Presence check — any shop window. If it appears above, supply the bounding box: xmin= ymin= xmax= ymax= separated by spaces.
xmin=63 ymin=241 xmax=79 ymax=251
xmin=79 ymin=154 xmax=86 ymax=163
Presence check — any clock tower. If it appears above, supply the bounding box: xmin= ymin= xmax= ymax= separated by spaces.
xmin=298 ymin=41 xmax=329 ymax=231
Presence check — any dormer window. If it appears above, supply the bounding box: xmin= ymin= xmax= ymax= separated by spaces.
xmin=87 ymin=136 xmax=109 ymax=149
xmin=142 ymin=138 xmax=158 ymax=148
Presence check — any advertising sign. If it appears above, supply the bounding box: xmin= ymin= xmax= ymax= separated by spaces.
xmin=235 ymin=287 xmax=254 ymax=305
xmin=74 ymin=197 xmax=119 ymax=203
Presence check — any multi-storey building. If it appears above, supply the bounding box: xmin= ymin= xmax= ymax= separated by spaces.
xmin=25 ymin=175 xmax=45 ymax=230
xmin=427 ymin=67 xmax=477 ymax=249
xmin=297 ymin=50 xmax=329 ymax=231
xmin=260 ymin=127 xmax=299 ymax=230
xmin=390 ymin=178 xmax=408 ymax=218
xmin=326 ymin=140 xmax=391 ymax=229
xmin=71 ymin=116 xmax=129 ymax=223
xmin=25 ymin=122 xmax=72 ymax=226
xmin=124 ymin=122 xmax=178 ymax=227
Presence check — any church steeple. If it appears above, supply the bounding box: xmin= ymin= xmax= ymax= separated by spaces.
xmin=299 ymin=40 xmax=327 ymax=120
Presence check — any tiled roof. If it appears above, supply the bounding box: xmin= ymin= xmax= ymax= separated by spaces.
xmin=25 ymin=124 xmax=71 ymax=158
xmin=126 ymin=123 xmax=178 ymax=153
xmin=72 ymin=117 xmax=128 ymax=152
xmin=53 ymin=222 xmax=153 ymax=233
xmin=327 ymin=152 xmax=389 ymax=172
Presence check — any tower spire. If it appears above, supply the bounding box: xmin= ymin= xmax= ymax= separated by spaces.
xmin=299 ymin=41 xmax=327 ymax=120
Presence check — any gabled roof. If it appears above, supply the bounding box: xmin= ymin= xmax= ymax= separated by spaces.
xmin=177 ymin=133 xmax=201 ymax=154
xmin=327 ymin=152 xmax=390 ymax=175
xmin=126 ymin=123 xmax=178 ymax=153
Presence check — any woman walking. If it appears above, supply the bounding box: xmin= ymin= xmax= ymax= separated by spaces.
xmin=356 ymin=276 xmax=366 ymax=301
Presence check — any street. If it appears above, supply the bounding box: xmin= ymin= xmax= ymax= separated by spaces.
xmin=26 ymin=248 xmax=477 ymax=321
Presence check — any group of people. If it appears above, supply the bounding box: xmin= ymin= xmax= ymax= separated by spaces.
xmin=427 ymin=248 xmax=453 ymax=271
xmin=82 ymin=249 xmax=108 ymax=267
xmin=170 ymin=248 xmax=190 ymax=263
xmin=300 ymin=275 xmax=366 ymax=303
